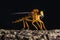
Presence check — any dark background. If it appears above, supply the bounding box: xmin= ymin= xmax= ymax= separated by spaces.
xmin=0 ymin=0 xmax=60 ymax=30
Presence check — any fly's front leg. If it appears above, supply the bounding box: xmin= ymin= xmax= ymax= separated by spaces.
xmin=39 ymin=20 xmax=46 ymax=30
xmin=42 ymin=22 xmax=46 ymax=30
xmin=38 ymin=20 xmax=43 ymax=30
xmin=40 ymin=23 xmax=43 ymax=30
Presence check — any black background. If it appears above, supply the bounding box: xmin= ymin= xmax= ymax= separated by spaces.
xmin=0 ymin=0 xmax=60 ymax=30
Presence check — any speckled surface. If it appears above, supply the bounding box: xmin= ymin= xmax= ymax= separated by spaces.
xmin=0 ymin=29 xmax=60 ymax=40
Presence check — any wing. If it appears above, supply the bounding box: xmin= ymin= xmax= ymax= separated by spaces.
xmin=12 ymin=12 xmax=32 ymax=15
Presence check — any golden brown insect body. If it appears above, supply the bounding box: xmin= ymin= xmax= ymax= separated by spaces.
xmin=12 ymin=9 xmax=46 ymax=30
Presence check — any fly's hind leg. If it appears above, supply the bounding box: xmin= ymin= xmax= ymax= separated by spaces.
xmin=12 ymin=18 xmax=23 ymax=23
xmin=25 ymin=18 xmax=33 ymax=30
xmin=26 ymin=21 xmax=29 ymax=30
xmin=23 ymin=20 xmax=26 ymax=29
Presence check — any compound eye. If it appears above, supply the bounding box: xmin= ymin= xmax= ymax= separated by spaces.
xmin=40 ymin=11 xmax=44 ymax=19
xmin=40 ymin=11 xmax=44 ymax=16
